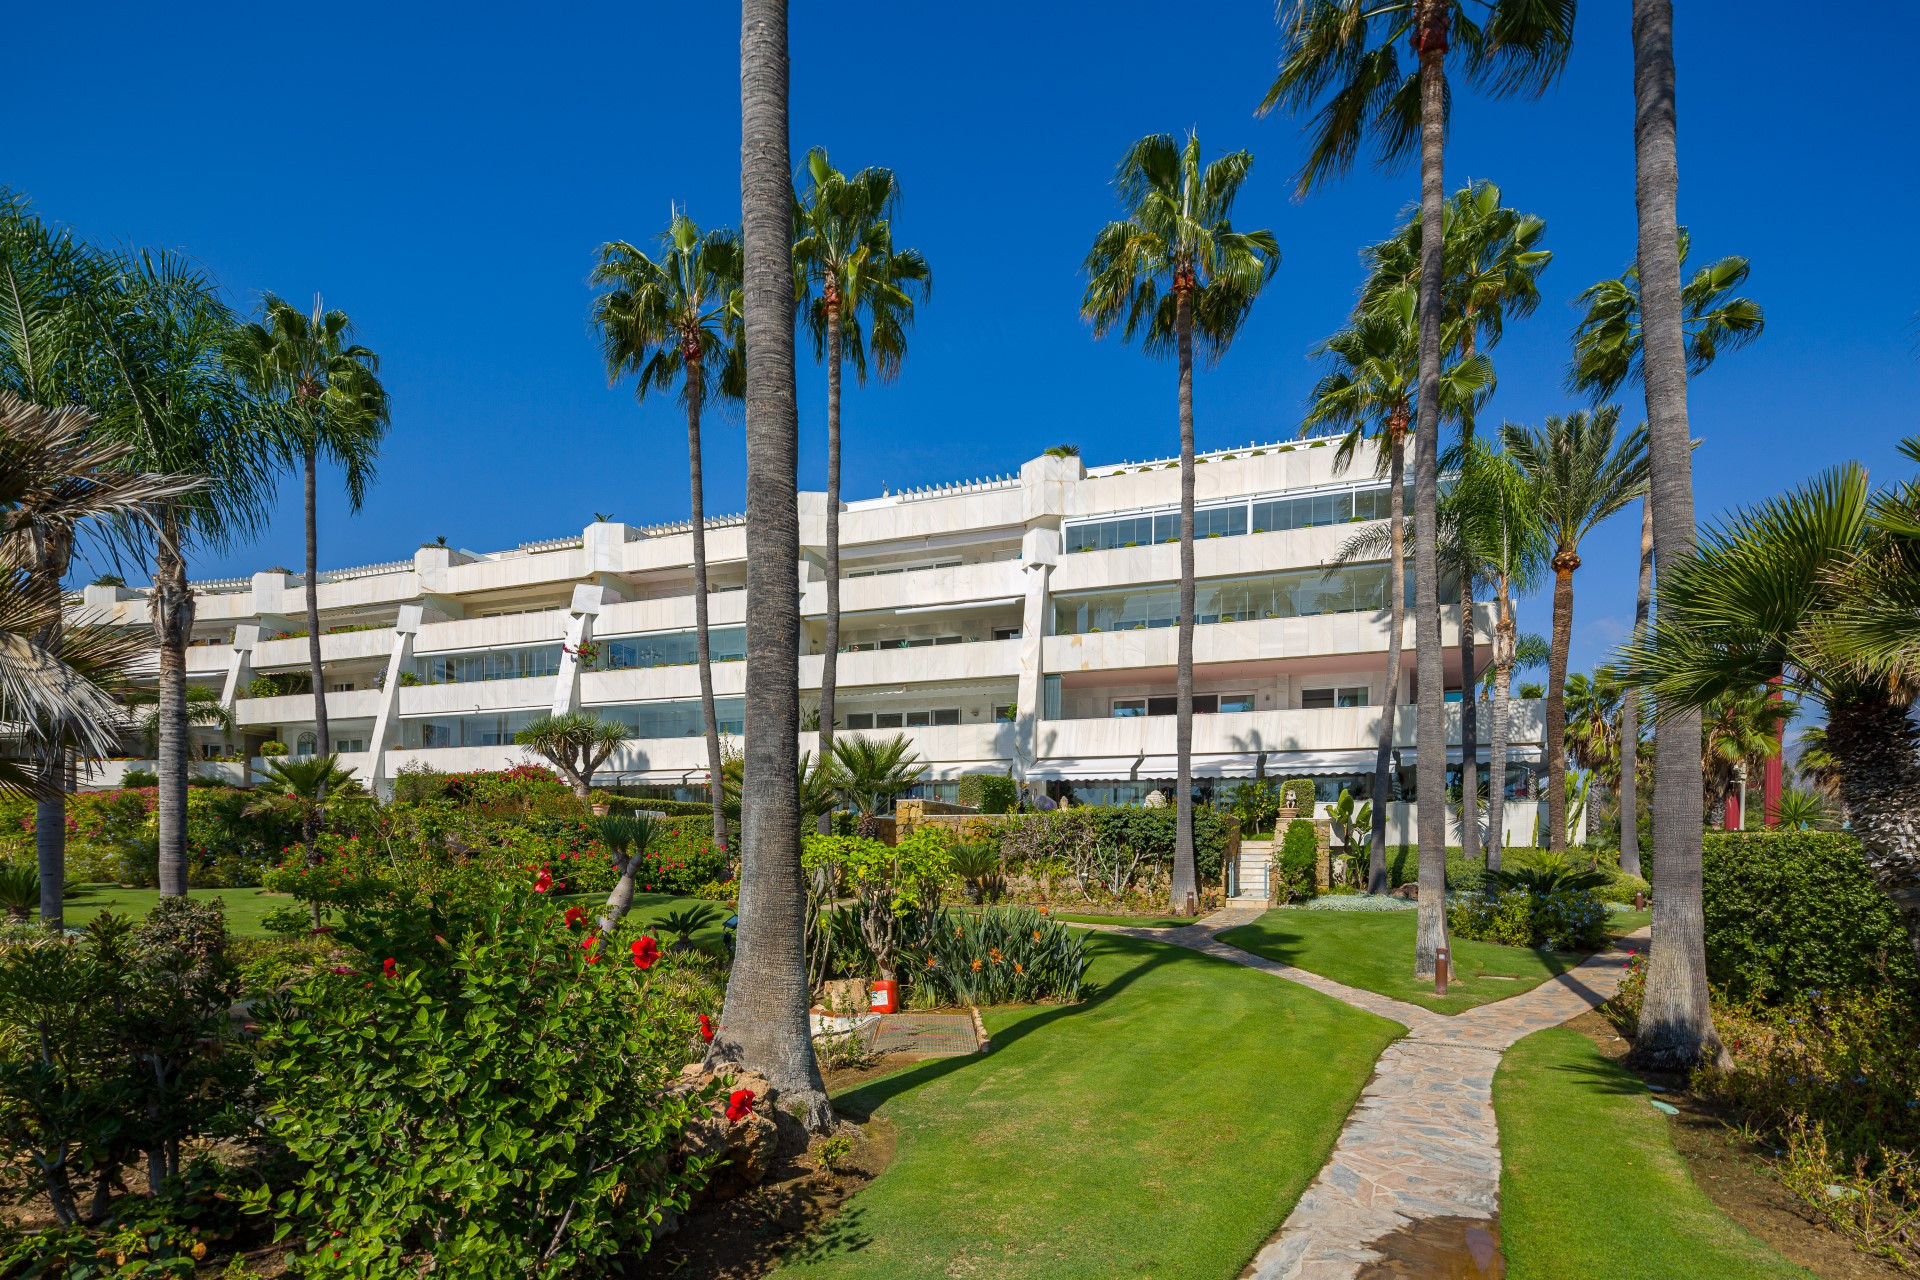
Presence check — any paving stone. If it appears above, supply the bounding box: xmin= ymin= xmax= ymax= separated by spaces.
xmin=1083 ymin=907 xmax=1642 ymax=1280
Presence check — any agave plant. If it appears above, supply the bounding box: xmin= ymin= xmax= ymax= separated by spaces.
xmin=1771 ymin=786 xmax=1835 ymax=833
xmin=948 ymin=842 xmax=1005 ymax=905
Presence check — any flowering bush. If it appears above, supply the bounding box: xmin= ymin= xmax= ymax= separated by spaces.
xmin=247 ymin=859 xmax=719 ymax=1278
xmin=1448 ymin=887 xmax=1609 ymax=952
xmin=906 ymin=906 xmax=1089 ymax=1006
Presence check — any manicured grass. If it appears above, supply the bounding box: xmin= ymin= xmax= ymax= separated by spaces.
xmin=1609 ymin=908 xmax=1651 ymax=936
xmin=779 ymin=931 xmax=1400 ymax=1280
xmin=1053 ymin=911 xmax=1195 ymax=929
xmin=1496 ymin=1026 xmax=1812 ymax=1280
xmin=61 ymin=885 xmax=285 ymax=937
xmin=1216 ymin=908 xmax=1583 ymax=1015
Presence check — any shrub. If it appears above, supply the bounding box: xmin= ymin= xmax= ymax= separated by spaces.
xmin=1277 ymin=819 xmax=1318 ymax=900
xmin=1278 ymin=778 xmax=1316 ymax=813
xmin=259 ymin=740 xmax=288 ymax=758
xmin=249 ymin=859 xmax=718 ymax=1278
xmin=598 ymin=795 xmax=712 ymax=818
xmin=1448 ymin=887 xmax=1609 ymax=952
xmin=905 ymin=906 xmax=1089 ymax=1005
xmin=1222 ymin=780 xmax=1278 ymax=836
xmin=996 ymin=805 xmax=1234 ymax=891
xmin=1701 ymin=831 xmax=1919 ymax=1005
xmin=804 ymin=828 xmax=952 ymax=980
xmin=121 ymin=767 xmax=159 ymax=789
xmin=957 ymin=772 xmax=1017 ymax=815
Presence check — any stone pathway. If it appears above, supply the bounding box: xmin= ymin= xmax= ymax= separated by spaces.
xmin=1077 ymin=907 xmax=1644 ymax=1280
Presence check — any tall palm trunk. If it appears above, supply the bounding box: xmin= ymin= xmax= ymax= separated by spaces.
xmin=818 ymin=301 xmax=843 ymax=764
xmin=153 ymin=508 xmax=194 ymax=897
xmin=1825 ymin=692 xmax=1920 ymax=969
xmin=1487 ymin=573 xmax=1515 ymax=870
xmin=1617 ymin=500 xmax=1653 ymax=877
xmin=1544 ymin=549 xmax=1578 ymax=851
xmin=709 ymin=0 xmax=833 ymax=1131
xmin=1367 ymin=426 xmax=1407 ymax=895
xmin=1630 ymin=0 xmax=1723 ymax=1070
xmin=30 ymin=533 xmax=72 ymax=928
xmin=1457 ymin=335 xmax=1480 ymax=867
xmin=1170 ymin=282 xmax=1199 ymax=916
xmin=304 ymin=441 xmax=328 ymax=755
xmin=685 ymin=365 xmax=730 ymax=857
xmin=1410 ymin=2 xmax=1450 ymax=977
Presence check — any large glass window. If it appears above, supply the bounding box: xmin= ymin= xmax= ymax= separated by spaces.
xmin=595 ymin=698 xmax=745 ymax=739
xmin=603 ymin=627 xmax=745 ymax=670
xmin=405 ymin=709 xmax=541 ymax=748
xmin=1053 ymin=563 xmax=1408 ymax=635
xmin=416 ymin=644 xmax=562 ymax=685
xmin=1064 ymin=483 xmax=1409 ymax=554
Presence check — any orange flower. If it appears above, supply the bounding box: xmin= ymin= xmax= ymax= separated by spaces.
xmin=989 ymin=948 xmax=1003 ymax=963
xmin=970 ymin=959 xmax=982 ymax=972
xmin=1014 ymin=963 xmax=1024 ymax=975
xmin=1032 ymin=930 xmax=1042 ymax=941
xmin=1038 ymin=907 xmax=1049 ymax=915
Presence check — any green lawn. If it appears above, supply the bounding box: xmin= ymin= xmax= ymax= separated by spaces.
xmin=1609 ymin=908 xmax=1651 ymax=936
xmin=778 ymin=931 xmax=1400 ymax=1280
xmin=62 ymin=885 xmax=286 ymax=936
xmin=1216 ymin=908 xmax=1584 ymax=1015
xmin=1053 ymin=911 xmax=1195 ymax=929
xmin=1496 ymin=1026 xmax=1811 ymax=1280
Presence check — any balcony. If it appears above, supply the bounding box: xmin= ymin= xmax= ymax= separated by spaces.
xmin=809 ymin=559 xmax=1024 ymax=619
xmin=398 ymin=677 xmax=557 ymax=717
xmin=415 ymin=611 xmax=570 ymax=654
xmin=235 ymin=688 xmax=384 ymax=728
xmin=800 ymin=637 xmax=1021 ymax=691
xmin=594 ymin=591 xmax=751 ymax=637
xmin=1043 ymin=604 xmax=1493 ymax=673
xmin=252 ymin=627 xmax=395 ymax=670
xmin=801 ymin=722 xmax=1015 ymax=777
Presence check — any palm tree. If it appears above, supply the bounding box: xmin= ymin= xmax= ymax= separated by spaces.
xmin=591 ymin=213 xmax=743 ymax=860
xmin=1621 ymin=0 xmax=1722 ymax=1071
xmin=829 ymin=733 xmax=928 ymax=819
xmin=1700 ymin=686 xmax=1793 ymax=828
xmin=1360 ymin=181 xmax=1551 ymax=868
xmin=713 ymin=0 xmax=834 ymax=1131
xmin=1795 ymin=724 xmax=1842 ymax=807
xmin=248 ymin=753 xmax=363 ymax=927
xmin=0 ymin=391 xmax=202 ymax=926
xmin=1502 ymin=409 xmax=1648 ymax=852
xmin=1306 ymin=285 xmax=1488 ymax=904
xmin=134 ymin=683 xmax=235 ymax=755
xmin=1262 ymin=0 xmax=1575 ymax=977
xmin=1453 ymin=442 xmax=1546 ymax=870
xmin=512 ymin=712 xmax=625 ymax=800
xmin=1622 ymin=460 xmax=1920 ymax=978
xmin=1082 ymin=132 xmax=1279 ymax=917
xmin=228 ymin=295 xmax=389 ymax=756
xmin=1569 ymin=236 xmax=1763 ymax=874
xmin=81 ymin=249 xmax=273 ymax=899
xmin=793 ymin=149 xmax=931 ymax=762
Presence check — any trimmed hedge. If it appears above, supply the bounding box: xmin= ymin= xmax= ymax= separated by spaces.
xmin=1701 ymin=831 xmax=1918 ymax=1005
xmin=597 ymin=796 xmax=712 ymax=818
xmin=1278 ymin=819 xmax=1318 ymax=898
xmin=957 ymin=773 xmax=1018 ymax=815
xmin=995 ymin=805 xmax=1235 ymax=884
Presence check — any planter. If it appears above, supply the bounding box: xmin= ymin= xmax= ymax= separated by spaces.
xmin=590 ymin=802 xmax=610 ymax=817
xmin=1276 ymin=806 xmax=1300 ymax=824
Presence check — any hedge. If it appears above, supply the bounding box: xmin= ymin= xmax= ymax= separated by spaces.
xmin=1379 ymin=845 xmax=1648 ymax=904
xmin=1701 ymin=831 xmax=1919 ymax=1005
xmin=956 ymin=773 xmax=1018 ymax=815
xmin=994 ymin=805 xmax=1235 ymax=884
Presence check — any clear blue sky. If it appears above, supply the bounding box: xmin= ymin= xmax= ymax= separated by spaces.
xmin=12 ymin=2 xmax=1917 ymax=680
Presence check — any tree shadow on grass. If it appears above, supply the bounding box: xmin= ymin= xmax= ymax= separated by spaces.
xmin=1544 ymin=1055 xmax=1663 ymax=1099
xmin=830 ymin=933 xmax=1186 ymax=1121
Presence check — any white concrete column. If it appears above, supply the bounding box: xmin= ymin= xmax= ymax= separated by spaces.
xmin=220 ymin=624 xmax=258 ymax=715
xmin=550 ymin=583 xmax=621 ymax=718
xmin=1012 ymin=524 xmax=1060 ymax=783
xmin=366 ymin=605 xmax=422 ymax=799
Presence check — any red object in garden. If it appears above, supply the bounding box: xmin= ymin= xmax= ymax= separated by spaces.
xmin=631 ymin=936 xmax=660 ymax=970
xmin=382 ymin=958 xmax=397 ymax=978
xmin=725 ymin=1088 xmax=755 ymax=1122
xmin=1763 ymin=674 xmax=1785 ymax=827
xmin=563 ymin=906 xmax=585 ymax=928
xmin=699 ymin=1014 xmax=714 ymax=1042
xmin=532 ymin=867 xmax=553 ymax=894
xmin=870 ymin=979 xmax=898 ymax=1013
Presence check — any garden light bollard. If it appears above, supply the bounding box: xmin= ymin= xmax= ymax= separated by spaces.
xmin=1434 ymin=947 xmax=1449 ymax=996
xmin=1634 ymin=890 xmax=1645 ymax=910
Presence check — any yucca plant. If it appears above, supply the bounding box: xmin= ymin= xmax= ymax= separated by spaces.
xmin=0 ymin=862 xmax=39 ymax=922
xmin=1771 ymin=786 xmax=1836 ymax=833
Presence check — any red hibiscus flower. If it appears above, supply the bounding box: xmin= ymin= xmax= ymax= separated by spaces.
xmin=698 ymin=1014 xmax=714 ymax=1042
xmin=582 ymin=933 xmax=601 ymax=964
xmin=563 ymin=906 xmax=586 ymax=928
xmin=631 ymin=935 xmax=661 ymax=970
xmin=726 ymin=1088 xmax=755 ymax=1122
xmin=382 ymin=958 xmax=397 ymax=978
xmin=532 ymin=868 xmax=553 ymax=894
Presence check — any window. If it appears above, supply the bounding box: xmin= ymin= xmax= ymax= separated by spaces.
xmin=594 ymin=697 xmax=745 ymax=739
xmin=604 ymin=627 xmax=745 ymax=670
xmin=1063 ymin=505 xmax=1246 ymax=554
xmin=416 ymin=644 xmax=563 ymax=685
xmin=1301 ymin=685 xmax=1370 ymax=709
xmin=874 ymin=712 xmax=904 ymax=729
xmin=993 ymin=626 xmax=1022 ymax=641
xmin=406 ymin=710 xmax=541 ymax=749
xmin=295 ymin=731 xmax=317 ymax=756
xmin=847 ymin=559 xmax=962 ymax=579
xmin=1110 ymin=693 xmax=1248 ymax=718
xmin=993 ymin=704 xmax=1017 ymax=722
xmin=1251 ymin=483 xmax=1407 ymax=533
xmin=328 ymin=681 xmax=355 ymax=693
xmin=847 ymin=707 xmax=960 ymax=729
xmin=1052 ymin=563 xmax=1441 ymax=635
xmin=335 ymin=738 xmax=366 ymax=753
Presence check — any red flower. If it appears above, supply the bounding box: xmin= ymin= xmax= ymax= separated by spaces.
xmin=563 ymin=906 xmax=586 ymax=929
xmin=382 ymin=957 xmax=398 ymax=978
xmin=631 ymin=936 xmax=661 ymax=970
xmin=582 ymin=934 xmax=600 ymax=964
xmin=532 ymin=868 xmax=554 ymax=894
xmin=725 ymin=1088 xmax=755 ymax=1122
xmin=698 ymin=1014 xmax=714 ymax=1042
xmin=330 ymin=965 xmax=356 ymax=976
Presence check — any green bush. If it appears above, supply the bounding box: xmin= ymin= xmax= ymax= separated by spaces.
xmin=1278 ymin=778 xmax=1316 ymax=813
xmin=597 ymin=795 xmax=712 ymax=818
xmin=1701 ymin=831 xmax=1919 ymax=1004
xmin=121 ymin=767 xmax=159 ymax=789
xmin=250 ymin=858 xmax=719 ymax=1277
xmin=996 ymin=805 xmax=1235 ymax=887
xmin=1448 ymin=887 xmax=1609 ymax=952
xmin=259 ymin=740 xmax=288 ymax=757
xmin=906 ymin=906 xmax=1089 ymax=1005
xmin=957 ymin=772 xmax=1017 ymax=815
xmin=1278 ymin=819 xmax=1318 ymax=900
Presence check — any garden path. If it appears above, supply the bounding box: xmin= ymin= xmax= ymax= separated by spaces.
xmin=1076 ymin=907 xmax=1645 ymax=1280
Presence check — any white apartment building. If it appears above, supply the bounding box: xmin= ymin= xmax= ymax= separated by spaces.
xmin=71 ymin=440 xmax=1548 ymax=840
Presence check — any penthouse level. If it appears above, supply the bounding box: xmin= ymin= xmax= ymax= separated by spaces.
xmin=73 ymin=440 xmax=1547 ymax=837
